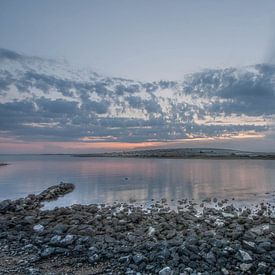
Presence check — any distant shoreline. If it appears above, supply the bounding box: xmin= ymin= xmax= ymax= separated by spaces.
xmin=73 ymin=148 xmax=275 ymax=160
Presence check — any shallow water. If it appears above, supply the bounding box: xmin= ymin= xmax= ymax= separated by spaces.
xmin=0 ymin=155 xmax=274 ymax=208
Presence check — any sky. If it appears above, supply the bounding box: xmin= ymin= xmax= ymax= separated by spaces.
xmin=1 ymin=0 xmax=275 ymax=81
xmin=0 ymin=0 xmax=275 ymax=153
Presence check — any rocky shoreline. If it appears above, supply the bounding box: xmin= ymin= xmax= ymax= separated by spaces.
xmin=0 ymin=183 xmax=274 ymax=274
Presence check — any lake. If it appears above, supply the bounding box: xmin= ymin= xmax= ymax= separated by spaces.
xmin=0 ymin=155 xmax=274 ymax=208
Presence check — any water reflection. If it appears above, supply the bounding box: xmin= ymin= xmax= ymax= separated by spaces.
xmin=0 ymin=155 xmax=274 ymax=208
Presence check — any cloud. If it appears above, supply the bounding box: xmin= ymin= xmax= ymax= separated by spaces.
xmin=127 ymin=96 xmax=162 ymax=114
xmin=36 ymin=97 xmax=79 ymax=114
xmin=0 ymin=49 xmax=274 ymax=145
xmin=0 ymin=48 xmax=22 ymax=61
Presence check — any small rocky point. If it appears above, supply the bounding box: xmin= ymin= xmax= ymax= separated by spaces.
xmin=0 ymin=183 xmax=274 ymax=274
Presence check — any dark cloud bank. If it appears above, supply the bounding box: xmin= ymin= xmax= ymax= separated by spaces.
xmin=0 ymin=49 xmax=274 ymax=144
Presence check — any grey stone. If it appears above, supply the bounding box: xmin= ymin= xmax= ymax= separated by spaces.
xmin=159 ymin=266 xmax=172 ymax=275
xmin=237 ymin=249 xmax=253 ymax=262
xmin=25 ymin=267 xmax=40 ymax=275
xmin=133 ymin=253 xmax=146 ymax=264
xmin=88 ymin=253 xmax=100 ymax=263
xmin=222 ymin=212 xmax=235 ymax=218
xmin=0 ymin=200 xmax=11 ymax=211
xmin=119 ymin=255 xmax=131 ymax=264
xmin=221 ymin=268 xmax=229 ymax=275
xmin=205 ymin=251 xmax=216 ymax=264
xmin=242 ymin=240 xmax=256 ymax=250
xmin=33 ymin=224 xmax=44 ymax=233
xmin=148 ymin=226 xmax=156 ymax=237
xmin=49 ymin=235 xmax=62 ymax=245
xmin=40 ymin=246 xmax=55 ymax=258
xmin=240 ymin=263 xmax=252 ymax=272
xmin=24 ymin=216 xmax=36 ymax=224
xmin=52 ymin=223 xmax=68 ymax=234
xmin=74 ymin=244 xmax=85 ymax=252
xmin=256 ymin=262 xmax=268 ymax=273
xmin=60 ymin=234 xmax=74 ymax=246
xmin=258 ymin=241 xmax=272 ymax=251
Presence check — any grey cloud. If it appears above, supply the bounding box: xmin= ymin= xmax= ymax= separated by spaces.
xmin=1 ymin=49 xmax=274 ymax=144
xmin=0 ymin=95 xmax=268 ymax=143
xmin=36 ymin=97 xmax=79 ymax=114
xmin=82 ymin=100 xmax=110 ymax=114
xmin=157 ymin=80 xmax=177 ymax=89
xmin=0 ymin=48 xmax=22 ymax=61
xmin=127 ymin=96 xmax=162 ymax=114
xmin=0 ymin=71 xmax=14 ymax=93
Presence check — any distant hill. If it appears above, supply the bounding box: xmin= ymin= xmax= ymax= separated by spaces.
xmin=74 ymin=148 xmax=275 ymax=159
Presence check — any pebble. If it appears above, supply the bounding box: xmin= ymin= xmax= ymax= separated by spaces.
xmin=33 ymin=224 xmax=44 ymax=233
xmin=0 ymin=183 xmax=274 ymax=274
xmin=159 ymin=266 xmax=172 ymax=275
xmin=240 ymin=263 xmax=252 ymax=271
xmin=238 ymin=249 xmax=253 ymax=262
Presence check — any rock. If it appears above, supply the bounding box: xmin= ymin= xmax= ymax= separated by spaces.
xmin=214 ymin=219 xmax=224 ymax=227
xmin=240 ymin=263 xmax=252 ymax=272
xmin=33 ymin=224 xmax=44 ymax=233
xmin=60 ymin=234 xmax=75 ymax=246
xmin=256 ymin=262 xmax=268 ymax=273
xmin=88 ymin=246 xmax=98 ymax=255
xmin=77 ymin=236 xmax=92 ymax=244
xmin=166 ymin=229 xmax=176 ymax=239
xmin=52 ymin=223 xmax=68 ymax=234
xmin=250 ymin=224 xmax=270 ymax=235
xmin=25 ymin=267 xmax=41 ymax=275
xmin=74 ymin=244 xmax=85 ymax=252
xmin=49 ymin=235 xmax=62 ymax=245
xmin=159 ymin=266 xmax=172 ymax=275
xmin=29 ymin=255 xmax=41 ymax=263
xmin=55 ymin=247 xmax=68 ymax=254
xmin=0 ymin=183 xmax=274 ymax=274
xmin=133 ymin=253 xmax=146 ymax=264
xmin=88 ymin=253 xmax=100 ymax=263
xmin=125 ymin=269 xmax=136 ymax=275
xmin=257 ymin=241 xmax=272 ymax=252
xmin=148 ymin=226 xmax=156 ymax=237
xmin=221 ymin=268 xmax=229 ymax=275
xmin=23 ymin=215 xmax=36 ymax=224
xmin=0 ymin=200 xmax=11 ymax=212
xmin=40 ymin=246 xmax=55 ymax=258
xmin=205 ymin=251 xmax=216 ymax=264
xmin=39 ymin=183 xmax=75 ymax=201
xmin=22 ymin=244 xmax=38 ymax=253
xmin=237 ymin=249 xmax=253 ymax=262
xmin=119 ymin=255 xmax=131 ymax=264
xmin=203 ymin=198 xmax=211 ymax=203
xmin=222 ymin=212 xmax=235 ymax=218
xmin=242 ymin=240 xmax=256 ymax=250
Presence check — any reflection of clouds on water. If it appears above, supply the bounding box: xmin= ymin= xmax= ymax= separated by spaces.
xmin=0 ymin=155 xmax=274 ymax=208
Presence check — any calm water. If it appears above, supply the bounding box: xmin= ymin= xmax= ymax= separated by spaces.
xmin=0 ymin=155 xmax=275 ymax=208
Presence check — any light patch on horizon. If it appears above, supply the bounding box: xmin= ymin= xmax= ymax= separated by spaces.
xmin=194 ymin=114 xmax=269 ymax=126
xmin=80 ymin=136 xmax=118 ymax=142
xmin=185 ymin=130 xmax=265 ymax=140
xmin=22 ymin=122 xmax=60 ymax=128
